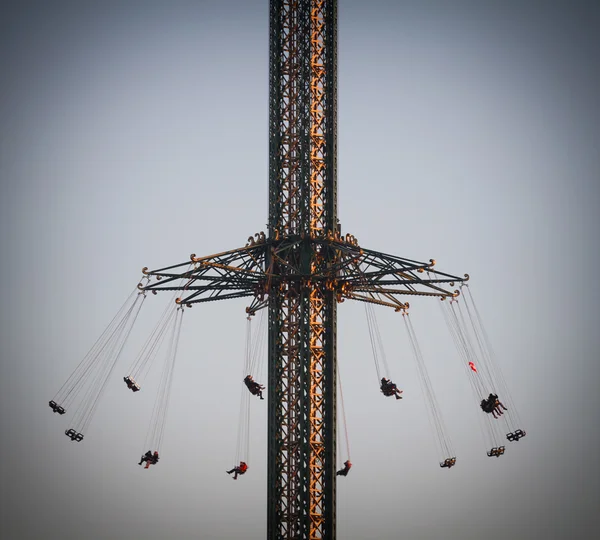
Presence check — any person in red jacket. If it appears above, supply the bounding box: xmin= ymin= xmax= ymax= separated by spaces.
xmin=140 ymin=451 xmax=159 ymax=469
xmin=336 ymin=460 xmax=352 ymax=477
xmin=145 ymin=451 xmax=159 ymax=469
xmin=226 ymin=461 xmax=248 ymax=480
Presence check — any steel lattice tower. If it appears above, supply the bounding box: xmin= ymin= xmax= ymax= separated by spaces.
xmin=140 ymin=1 xmax=467 ymax=538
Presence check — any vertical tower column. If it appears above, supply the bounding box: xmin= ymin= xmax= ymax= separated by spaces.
xmin=308 ymin=1 xmax=337 ymax=539
xmin=268 ymin=0 xmax=311 ymax=238
xmin=268 ymin=1 xmax=338 ymax=539
xmin=268 ymin=1 xmax=311 ymax=537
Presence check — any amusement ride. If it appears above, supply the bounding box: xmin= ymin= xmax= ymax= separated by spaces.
xmin=48 ymin=1 xmax=526 ymax=539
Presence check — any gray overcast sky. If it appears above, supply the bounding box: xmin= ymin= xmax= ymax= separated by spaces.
xmin=1 ymin=1 xmax=599 ymax=539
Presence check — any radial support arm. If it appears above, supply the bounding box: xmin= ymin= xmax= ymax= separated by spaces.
xmin=138 ymin=234 xmax=468 ymax=311
xmin=139 ymin=239 xmax=269 ymax=306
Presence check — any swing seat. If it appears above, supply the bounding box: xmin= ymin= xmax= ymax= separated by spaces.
xmin=439 ymin=457 xmax=456 ymax=468
xmin=143 ymin=452 xmax=159 ymax=467
xmin=381 ymin=386 xmax=396 ymax=397
xmin=486 ymin=446 xmax=505 ymax=457
xmin=65 ymin=428 xmax=84 ymax=442
xmin=124 ymin=376 xmax=140 ymax=392
xmin=480 ymin=399 xmax=495 ymax=413
xmin=506 ymin=429 xmax=526 ymax=442
xmin=49 ymin=400 xmax=66 ymax=415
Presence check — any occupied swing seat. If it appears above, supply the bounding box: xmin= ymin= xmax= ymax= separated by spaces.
xmin=380 ymin=379 xmax=402 ymax=399
xmin=244 ymin=376 xmax=265 ymax=399
xmin=49 ymin=400 xmax=66 ymax=415
xmin=480 ymin=398 xmax=495 ymax=414
xmin=144 ymin=452 xmax=159 ymax=469
xmin=381 ymin=385 xmax=396 ymax=397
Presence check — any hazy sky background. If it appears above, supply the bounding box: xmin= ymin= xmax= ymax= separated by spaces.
xmin=1 ymin=1 xmax=599 ymax=539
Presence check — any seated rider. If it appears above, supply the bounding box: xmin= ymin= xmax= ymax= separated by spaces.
xmin=138 ymin=450 xmax=153 ymax=466
xmin=488 ymin=393 xmax=508 ymax=418
xmin=480 ymin=393 xmax=507 ymax=418
xmin=144 ymin=451 xmax=159 ymax=469
xmin=336 ymin=460 xmax=352 ymax=477
xmin=480 ymin=397 xmax=494 ymax=413
xmin=380 ymin=378 xmax=403 ymax=400
xmin=244 ymin=375 xmax=265 ymax=400
xmin=494 ymin=394 xmax=508 ymax=416
xmin=226 ymin=461 xmax=248 ymax=480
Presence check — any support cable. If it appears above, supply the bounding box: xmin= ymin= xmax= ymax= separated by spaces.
xmin=142 ymin=306 xmax=185 ymax=456
xmin=337 ymin=361 xmax=351 ymax=467
xmin=249 ymin=308 xmax=268 ymax=380
xmin=364 ymin=302 xmax=391 ymax=384
xmin=440 ymin=296 xmax=505 ymax=453
xmin=52 ymin=286 xmax=141 ymax=410
xmin=452 ymin=300 xmax=510 ymax=444
xmin=129 ymin=295 xmax=180 ymax=384
xmin=67 ymin=291 xmax=146 ymax=438
xmin=461 ymin=285 xmax=525 ymax=438
xmin=235 ymin=313 xmax=258 ymax=466
xmin=402 ymin=312 xmax=455 ymax=464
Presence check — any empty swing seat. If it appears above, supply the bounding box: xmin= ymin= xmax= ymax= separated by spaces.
xmin=49 ymin=400 xmax=66 ymax=415
xmin=439 ymin=457 xmax=457 ymax=468
xmin=506 ymin=429 xmax=526 ymax=442
xmin=65 ymin=428 xmax=84 ymax=442
xmin=123 ymin=376 xmax=140 ymax=392
xmin=486 ymin=446 xmax=505 ymax=457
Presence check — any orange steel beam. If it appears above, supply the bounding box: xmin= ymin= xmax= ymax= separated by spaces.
xmin=310 ymin=0 xmax=326 ymax=236
xmin=309 ymin=1 xmax=328 ymax=538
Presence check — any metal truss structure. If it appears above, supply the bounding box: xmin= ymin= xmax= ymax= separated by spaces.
xmin=139 ymin=1 xmax=467 ymax=538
